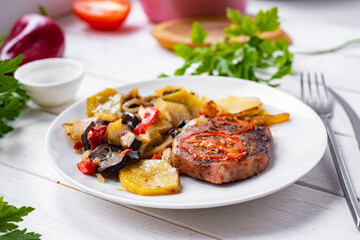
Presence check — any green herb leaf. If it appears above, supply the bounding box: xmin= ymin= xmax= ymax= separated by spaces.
xmin=0 ymin=229 xmax=41 ymax=240
xmin=224 ymin=24 xmax=241 ymax=37
xmin=190 ymin=21 xmax=208 ymax=44
xmin=158 ymin=73 xmax=169 ymax=78
xmin=241 ymin=16 xmax=258 ymax=37
xmin=0 ymin=36 xmax=29 ymax=138
xmin=226 ymin=8 xmax=243 ymax=25
xmin=0 ymin=197 xmax=34 ymax=233
xmin=165 ymin=8 xmax=293 ymax=86
xmin=255 ymin=8 xmax=280 ymax=33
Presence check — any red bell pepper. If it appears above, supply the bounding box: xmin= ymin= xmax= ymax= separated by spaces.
xmin=134 ymin=107 xmax=159 ymax=135
xmin=151 ymin=150 xmax=163 ymax=160
xmin=0 ymin=13 xmax=65 ymax=65
xmin=73 ymin=141 xmax=83 ymax=151
xmin=77 ymin=158 xmax=98 ymax=175
xmin=88 ymin=125 xmax=107 ymax=150
xmin=120 ymin=149 xmax=132 ymax=158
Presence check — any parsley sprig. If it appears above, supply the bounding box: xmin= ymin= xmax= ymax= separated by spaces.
xmin=162 ymin=7 xmax=293 ymax=87
xmin=0 ymin=34 xmax=29 ymax=138
xmin=0 ymin=197 xmax=41 ymax=240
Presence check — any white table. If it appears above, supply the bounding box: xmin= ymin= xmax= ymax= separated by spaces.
xmin=2 ymin=1 xmax=360 ymax=239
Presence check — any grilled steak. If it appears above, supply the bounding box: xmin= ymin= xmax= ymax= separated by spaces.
xmin=172 ymin=118 xmax=272 ymax=184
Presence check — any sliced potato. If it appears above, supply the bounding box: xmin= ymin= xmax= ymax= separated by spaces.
xmin=138 ymin=125 xmax=163 ymax=154
xmin=155 ymin=86 xmax=185 ymax=96
xmin=107 ymin=119 xmax=131 ymax=146
xmin=87 ymin=88 xmax=124 ymax=121
xmin=216 ymin=96 xmax=262 ymax=117
xmin=119 ymin=160 xmax=180 ymax=196
xmin=161 ymin=148 xmax=172 ymax=165
xmin=62 ymin=117 xmax=97 ymax=143
xmin=156 ymin=98 xmax=191 ymax=127
xmin=141 ymin=135 xmax=173 ymax=158
xmin=151 ymin=119 xmax=173 ymax=135
xmin=162 ymin=90 xmax=205 ymax=118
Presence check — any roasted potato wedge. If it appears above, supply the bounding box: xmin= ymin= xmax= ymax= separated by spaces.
xmin=119 ymin=160 xmax=180 ymax=196
xmin=156 ymin=98 xmax=191 ymax=127
xmin=106 ymin=119 xmax=131 ymax=146
xmin=151 ymin=119 xmax=173 ymax=135
xmin=87 ymin=88 xmax=124 ymax=121
xmin=253 ymin=113 xmax=290 ymax=126
xmin=138 ymin=125 xmax=163 ymax=154
xmin=155 ymin=86 xmax=186 ymax=96
xmin=162 ymin=90 xmax=205 ymax=118
xmin=141 ymin=135 xmax=173 ymax=158
xmin=216 ymin=96 xmax=262 ymax=117
xmin=62 ymin=117 xmax=98 ymax=143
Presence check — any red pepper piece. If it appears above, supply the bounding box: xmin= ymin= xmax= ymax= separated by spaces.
xmin=0 ymin=14 xmax=65 ymax=65
xmin=88 ymin=125 xmax=107 ymax=150
xmin=134 ymin=107 xmax=159 ymax=135
xmin=151 ymin=150 xmax=163 ymax=160
xmin=77 ymin=158 xmax=98 ymax=175
xmin=73 ymin=141 xmax=83 ymax=151
xmin=120 ymin=149 xmax=132 ymax=158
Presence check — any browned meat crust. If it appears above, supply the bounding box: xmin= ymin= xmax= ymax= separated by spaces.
xmin=172 ymin=119 xmax=272 ymax=184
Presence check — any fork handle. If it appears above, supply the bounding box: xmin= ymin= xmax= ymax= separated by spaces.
xmin=322 ymin=115 xmax=360 ymax=229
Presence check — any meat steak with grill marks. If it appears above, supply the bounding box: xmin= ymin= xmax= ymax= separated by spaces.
xmin=172 ymin=118 xmax=272 ymax=184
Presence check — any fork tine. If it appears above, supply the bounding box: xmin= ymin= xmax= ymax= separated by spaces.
xmin=321 ymin=73 xmax=329 ymax=100
xmin=300 ymin=72 xmax=304 ymax=101
xmin=307 ymin=72 xmax=312 ymax=102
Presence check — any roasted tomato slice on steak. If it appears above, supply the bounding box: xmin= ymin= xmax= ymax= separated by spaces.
xmin=179 ymin=131 xmax=246 ymax=161
xmin=211 ymin=115 xmax=253 ymax=135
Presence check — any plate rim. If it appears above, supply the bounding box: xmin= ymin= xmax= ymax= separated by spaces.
xmin=45 ymin=75 xmax=327 ymax=209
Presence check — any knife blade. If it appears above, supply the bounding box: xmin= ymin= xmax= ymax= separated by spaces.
xmin=329 ymin=88 xmax=360 ymax=149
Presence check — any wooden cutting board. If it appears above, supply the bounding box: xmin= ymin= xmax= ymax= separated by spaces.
xmin=151 ymin=17 xmax=292 ymax=50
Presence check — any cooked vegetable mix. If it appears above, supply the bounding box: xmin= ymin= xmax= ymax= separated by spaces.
xmin=62 ymin=86 xmax=290 ymax=196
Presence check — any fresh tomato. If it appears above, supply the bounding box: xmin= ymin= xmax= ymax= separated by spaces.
xmin=77 ymin=158 xmax=98 ymax=175
xmin=72 ymin=0 xmax=131 ymax=30
xmin=134 ymin=107 xmax=159 ymax=135
xmin=180 ymin=131 xmax=246 ymax=162
xmin=212 ymin=115 xmax=253 ymax=135
xmin=87 ymin=125 xmax=107 ymax=150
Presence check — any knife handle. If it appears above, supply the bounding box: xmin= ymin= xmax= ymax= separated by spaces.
xmin=322 ymin=115 xmax=360 ymax=230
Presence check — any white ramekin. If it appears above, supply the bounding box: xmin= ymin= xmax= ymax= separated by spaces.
xmin=15 ymin=58 xmax=84 ymax=107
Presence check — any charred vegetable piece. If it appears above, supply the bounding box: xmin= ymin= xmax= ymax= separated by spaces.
xmin=119 ymin=131 xmax=142 ymax=150
xmin=77 ymin=158 xmax=98 ymax=175
xmin=89 ymin=144 xmax=140 ymax=173
xmin=63 ymin=117 xmax=98 ymax=143
xmin=81 ymin=122 xmax=95 ymax=151
xmin=87 ymin=88 xmax=124 ymax=121
xmin=161 ymin=90 xmax=205 ymax=118
xmin=156 ymin=98 xmax=191 ymax=127
xmin=177 ymin=120 xmax=186 ymax=128
xmin=107 ymin=119 xmax=131 ymax=146
xmin=88 ymin=125 xmax=107 ymax=150
xmin=122 ymin=112 xmax=140 ymax=130
xmin=134 ymin=107 xmax=159 ymax=135
xmin=168 ymin=129 xmax=179 ymax=138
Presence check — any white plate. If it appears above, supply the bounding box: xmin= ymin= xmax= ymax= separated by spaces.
xmin=45 ymin=76 xmax=327 ymax=209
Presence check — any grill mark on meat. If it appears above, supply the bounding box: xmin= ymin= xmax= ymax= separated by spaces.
xmin=172 ymin=118 xmax=272 ymax=184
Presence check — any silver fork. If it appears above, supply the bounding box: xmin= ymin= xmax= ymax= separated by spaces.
xmin=301 ymin=72 xmax=360 ymax=230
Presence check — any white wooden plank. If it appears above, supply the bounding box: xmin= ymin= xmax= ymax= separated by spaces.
xmin=0 ymin=165 xmax=211 ymax=240
xmin=139 ymin=183 xmax=360 ymax=239
xmin=3 ymin=163 xmax=359 ymax=239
